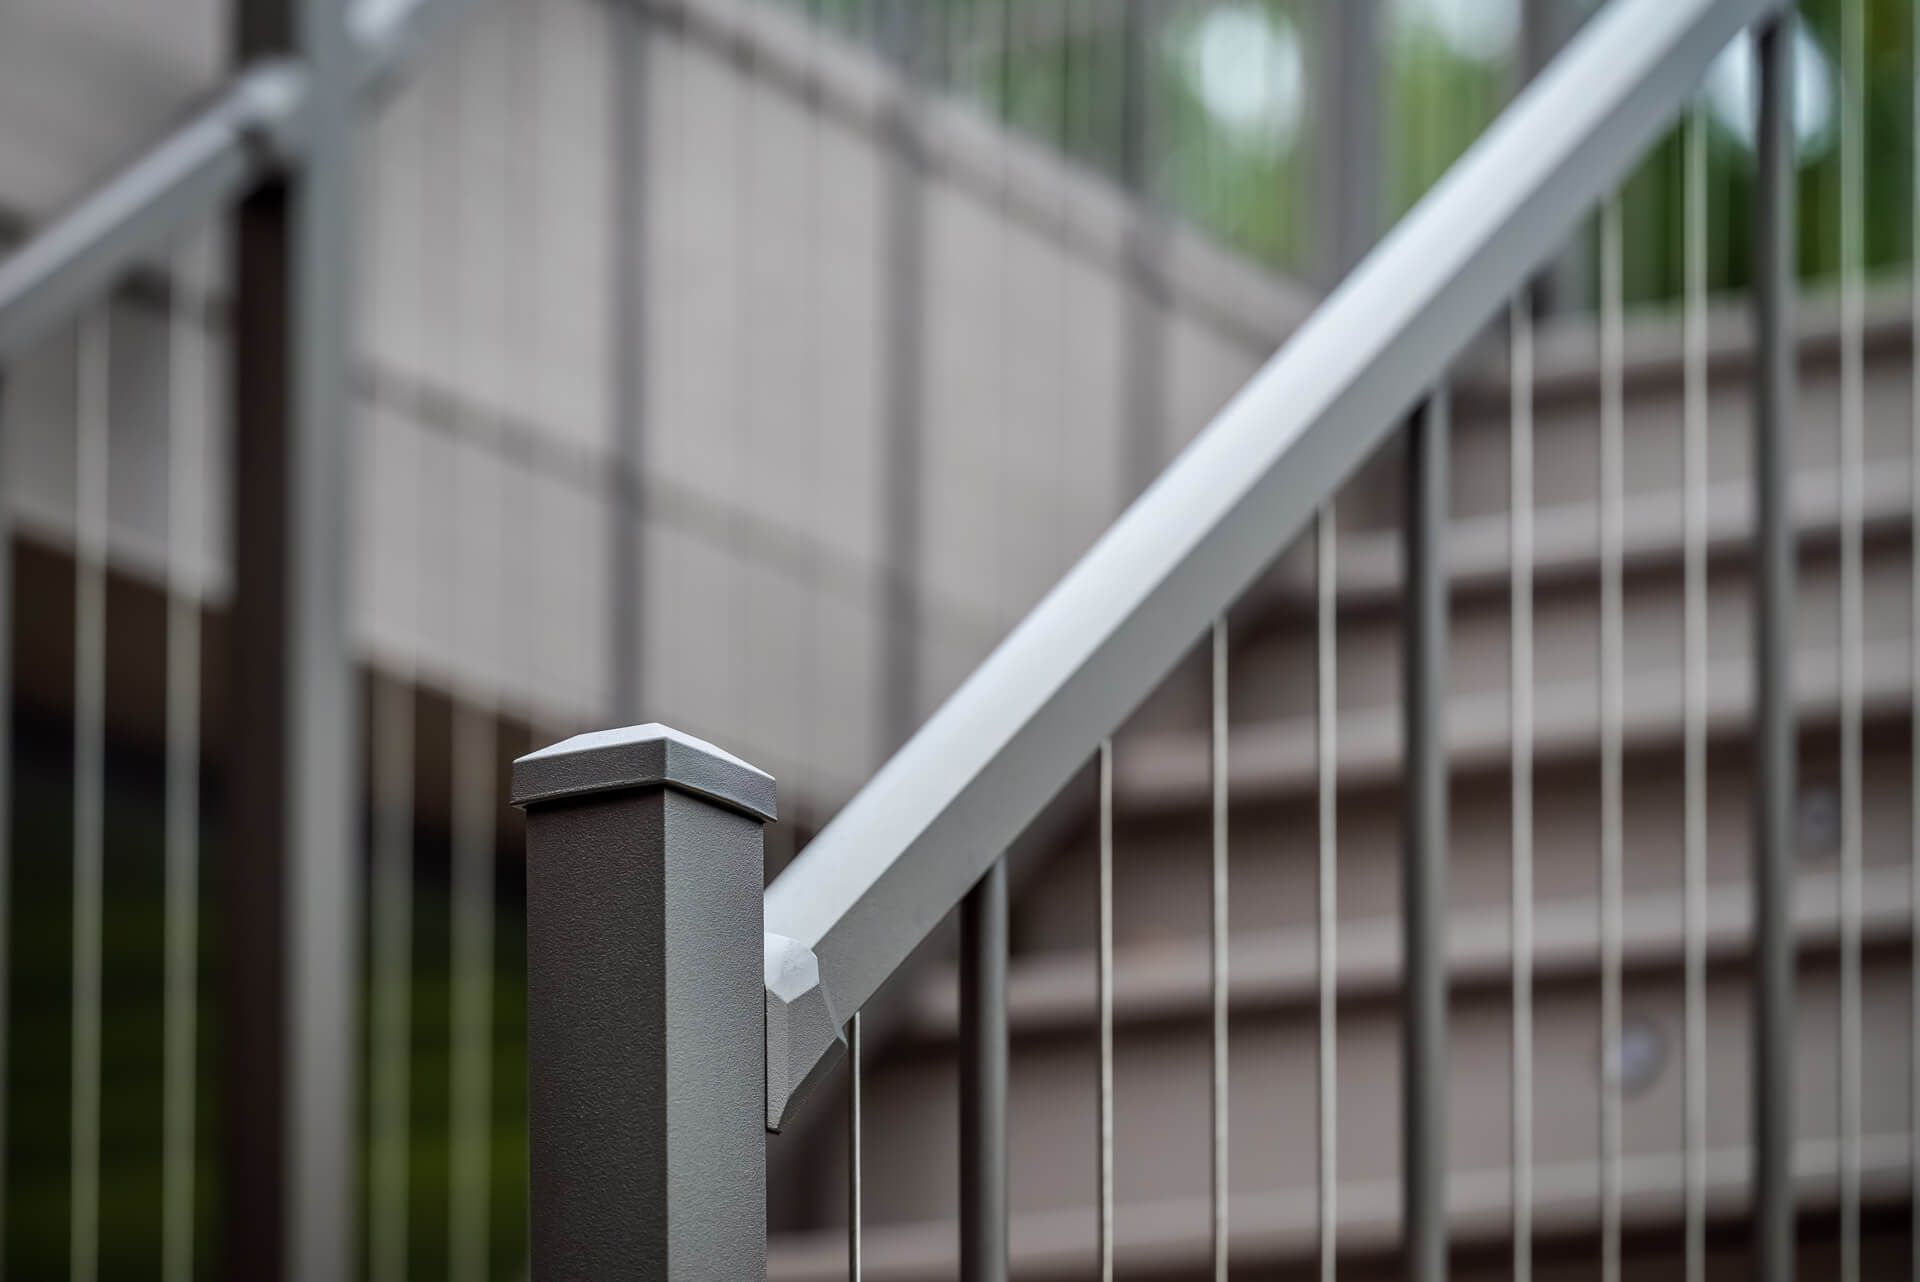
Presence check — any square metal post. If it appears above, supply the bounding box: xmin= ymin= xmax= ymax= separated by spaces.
xmin=1403 ymin=392 xmax=1449 ymax=1282
xmin=1751 ymin=13 xmax=1797 ymax=1281
xmin=513 ymin=724 xmax=775 ymax=1280
xmin=227 ymin=0 xmax=358 ymax=1278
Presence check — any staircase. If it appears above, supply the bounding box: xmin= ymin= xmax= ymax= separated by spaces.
xmin=764 ymin=287 xmax=1920 ymax=1278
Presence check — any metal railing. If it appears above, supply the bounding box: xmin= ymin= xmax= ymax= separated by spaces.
xmin=509 ymin=0 xmax=1833 ymax=1278
xmin=0 ymin=1 xmax=486 ymax=1279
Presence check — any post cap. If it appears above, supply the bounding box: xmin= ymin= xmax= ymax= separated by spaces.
xmin=511 ymin=723 xmax=777 ymax=822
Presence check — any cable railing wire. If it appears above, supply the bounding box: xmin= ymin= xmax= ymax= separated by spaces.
xmin=162 ymin=234 xmax=208 ymax=1282
xmin=1097 ymin=738 xmax=1114 ymax=1282
xmin=848 ymin=1011 xmax=863 ymax=1282
xmin=70 ymin=309 xmax=110 ymax=1282
xmin=1209 ymin=617 xmax=1229 ymax=1282
xmin=1315 ymin=505 xmax=1338 ymax=1282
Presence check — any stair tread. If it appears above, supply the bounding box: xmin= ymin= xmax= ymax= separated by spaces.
xmin=1255 ymin=464 xmax=1911 ymax=615
xmin=769 ymin=1131 xmax=1910 ymax=1280
xmin=900 ymin=866 xmax=1909 ymax=1039
xmin=1121 ymin=638 xmax=1912 ymax=810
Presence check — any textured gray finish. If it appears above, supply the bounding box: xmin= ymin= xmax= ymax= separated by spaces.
xmin=1403 ymin=393 xmax=1450 ymax=1282
xmin=762 ymin=0 xmax=1783 ymax=1115
xmin=515 ymin=726 xmax=771 ymax=1279
xmin=1751 ymin=14 xmax=1798 ymax=1282
xmin=514 ymin=723 xmax=777 ymax=820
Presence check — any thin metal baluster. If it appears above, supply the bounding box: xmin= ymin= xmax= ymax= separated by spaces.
xmin=1598 ymin=193 xmax=1625 ymax=1282
xmin=1911 ymin=0 xmax=1920 ymax=1264
xmin=1316 ymin=508 xmax=1338 ymax=1282
xmin=447 ymin=32 xmax=497 ymax=1282
xmin=1210 ymin=618 xmax=1229 ymax=1282
xmin=1682 ymin=96 xmax=1711 ymax=1282
xmin=1509 ymin=291 xmax=1534 ymax=1282
xmin=0 ymin=319 xmax=11 ymax=1282
xmin=368 ymin=665 xmax=414 ymax=1282
xmin=848 ymin=1011 xmax=862 ymax=1282
xmin=1403 ymin=391 xmax=1448 ymax=1282
xmin=960 ymin=856 xmax=1008 ymax=1282
xmin=1097 ymin=739 xmax=1114 ymax=1282
xmin=71 ymin=311 xmax=108 ymax=1282
xmin=1752 ymin=18 xmax=1798 ymax=1282
xmin=447 ymin=602 xmax=499 ymax=1282
xmin=162 ymin=239 xmax=206 ymax=1282
xmin=370 ymin=55 xmax=430 ymax=1282
xmin=1837 ymin=0 xmax=1865 ymax=1275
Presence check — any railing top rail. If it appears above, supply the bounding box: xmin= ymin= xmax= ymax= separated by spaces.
xmin=0 ymin=0 xmax=481 ymax=364
xmin=761 ymin=0 xmax=1783 ymax=1128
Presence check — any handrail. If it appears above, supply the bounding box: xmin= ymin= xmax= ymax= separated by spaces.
xmin=761 ymin=0 xmax=1784 ymax=1130
xmin=0 ymin=0 xmax=486 ymax=363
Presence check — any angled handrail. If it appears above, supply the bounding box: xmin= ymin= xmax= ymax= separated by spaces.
xmin=761 ymin=0 xmax=1784 ymax=1129
xmin=0 ymin=0 xmax=487 ymax=363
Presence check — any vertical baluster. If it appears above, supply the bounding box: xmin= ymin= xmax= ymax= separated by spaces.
xmin=1598 ymin=193 xmax=1625 ymax=1282
xmin=368 ymin=660 xmax=414 ymax=1282
xmin=1837 ymin=1 xmax=1865 ymax=1276
xmin=878 ymin=0 xmax=928 ymax=756
xmin=0 ymin=307 xmax=11 ymax=1282
xmin=369 ymin=60 xmax=428 ymax=1282
xmin=1210 ymin=619 xmax=1229 ymax=1282
xmin=1751 ymin=16 xmax=1798 ymax=1282
xmin=1509 ymin=291 xmax=1534 ymax=1282
xmin=1681 ymin=95 xmax=1710 ymax=1282
xmin=162 ymin=238 xmax=207 ymax=1282
xmin=442 ymin=31 xmax=496 ymax=1282
xmin=611 ymin=0 xmax=648 ymax=724
xmin=960 ymin=857 xmax=1008 ymax=1282
xmin=1911 ymin=0 xmax=1920 ymax=1266
xmin=848 ymin=1011 xmax=862 ymax=1282
xmin=1316 ymin=508 xmax=1338 ymax=1282
xmin=1403 ymin=392 xmax=1448 ymax=1282
xmin=71 ymin=311 xmax=108 ymax=1282
xmin=1098 ymin=739 xmax=1114 ymax=1282
xmin=449 ymin=700 xmax=497 ymax=1282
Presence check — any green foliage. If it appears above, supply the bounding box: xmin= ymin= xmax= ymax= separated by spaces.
xmin=783 ymin=0 xmax=1919 ymax=300
xmin=1 ymin=736 xmax=530 ymax=1280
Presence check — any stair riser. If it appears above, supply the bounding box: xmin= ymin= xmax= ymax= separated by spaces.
xmin=1022 ymin=731 xmax=1912 ymax=950
xmin=847 ymin=950 xmax=1911 ymax=1227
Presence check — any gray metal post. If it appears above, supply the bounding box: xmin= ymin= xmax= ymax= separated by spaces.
xmin=1316 ymin=0 xmax=1379 ymax=285
xmin=1752 ymin=13 xmax=1797 ymax=1282
xmin=1118 ymin=0 xmax=1166 ymax=499
xmin=1519 ymin=0 xmax=1586 ymax=316
xmin=879 ymin=0 xmax=928 ymax=752
xmin=959 ymin=857 xmax=1008 ymax=1282
xmin=513 ymin=724 xmax=775 ymax=1280
xmin=226 ymin=0 xmax=358 ymax=1277
xmin=1403 ymin=392 xmax=1449 ymax=1282
xmin=611 ymin=2 xmax=649 ymax=723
